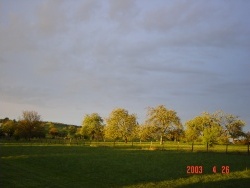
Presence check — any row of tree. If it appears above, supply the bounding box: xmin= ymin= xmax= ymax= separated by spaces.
xmin=1 ymin=105 xmax=249 ymax=147
xmin=81 ymin=106 xmax=249 ymax=147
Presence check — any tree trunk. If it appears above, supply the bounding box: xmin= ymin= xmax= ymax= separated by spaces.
xmin=192 ymin=141 xmax=194 ymax=152
xmin=160 ymin=135 xmax=163 ymax=145
xmin=206 ymin=142 xmax=209 ymax=152
xmin=226 ymin=144 xmax=228 ymax=154
xmin=248 ymin=141 xmax=249 ymax=155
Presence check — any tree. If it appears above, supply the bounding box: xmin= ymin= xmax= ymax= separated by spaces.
xmin=48 ymin=123 xmax=59 ymax=138
xmin=0 ymin=127 xmax=4 ymax=138
xmin=167 ymin=128 xmax=184 ymax=141
xmin=185 ymin=112 xmax=221 ymax=151
xmin=138 ymin=124 xmax=157 ymax=142
xmin=104 ymin=121 xmax=120 ymax=144
xmin=224 ymin=117 xmax=245 ymax=142
xmin=145 ymin=105 xmax=182 ymax=145
xmin=213 ymin=110 xmax=245 ymax=143
xmin=185 ymin=111 xmax=246 ymax=152
xmin=130 ymin=123 xmax=139 ymax=146
xmin=1 ymin=120 xmax=16 ymax=138
xmin=0 ymin=117 xmax=10 ymax=124
xmin=75 ymin=127 xmax=83 ymax=139
xmin=49 ymin=127 xmax=59 ymax=138
xmin=104 ymin=108 xmax=137 ymax=144
xmin=68 ymin=125 xmax=77 ymax=138
xmin=201 ymin=112 xmax=222 ymax=149
xmin=58 ymin=127 xmax=68 ymax=138
xmin=185 ymin=116 xmax=204 ymax=151
xmin=81 ymin=113 xmax=104 ymax=141
xmin=244 ymin=132 xmax=250 ymax=155
xmin=16 ymin=111 xmax=45 ymax=140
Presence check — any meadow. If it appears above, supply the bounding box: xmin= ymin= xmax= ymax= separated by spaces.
xmin=0 ymin=141 xmax=250 ymax=188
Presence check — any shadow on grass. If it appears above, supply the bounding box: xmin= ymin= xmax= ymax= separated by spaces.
xmin=180 ymin=177 xmax=250 ymax=188
xmin=125 ymin=170 xmax=250 ymax=188
xmin=127 ymin=170 xmax=250 ymax=188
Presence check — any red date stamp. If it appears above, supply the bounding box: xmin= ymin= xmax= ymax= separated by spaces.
xmin=186 ymin=166 xmax=203 ymax=174
xmin=213 ymin=166 xmax=230 ymax=174
xmin=187 ymin=165 xmax=230 ymax=174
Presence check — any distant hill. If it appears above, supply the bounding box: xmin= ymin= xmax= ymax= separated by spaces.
xmin=0 ymin=118 xmax=80 ymax=129
xmin=0 ymin=117 xmax=12 ymax=123
xmin=43 ymin=121 xmax=80 ymax=129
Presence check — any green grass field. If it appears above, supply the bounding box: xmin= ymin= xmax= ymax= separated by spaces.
xmin=1 ymin=143 xmax=250 ymax=187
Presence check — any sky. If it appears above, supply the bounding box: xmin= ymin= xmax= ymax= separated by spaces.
xmin=0 ymin=0 xmax=250 ymax=131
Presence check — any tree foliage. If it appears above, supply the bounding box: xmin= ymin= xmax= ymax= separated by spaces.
xmin=185 ymin=116 xmax=203 ymax=142
xmin=16 ymin=111 xmax=45 ymax=140
xmin=1 ymin=120 xmax=17 ymax=138
xmin=68 ymin=125 xmax=77 ymax=138
xmin=138 ymin=124 xmax=155 ymax=141
xmin=104 ymin=108 xmax=137 ymax=143
xmin=212 ymin=111 xmax=245 ymax=142
xmin=81 ymin=113 xmax=104 ymax=141
xmin=185 ymin=111 xmax=246 ymax=147
xmin=0 ymin=108 xmax=247 ymax=145
xmin=48 ymin=123 xmax=59 ymax=138
xmin=145 ymin=105 xmax=182 ymax=144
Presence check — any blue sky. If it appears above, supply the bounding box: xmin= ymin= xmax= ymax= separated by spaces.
xmin=0 ymin=0 xmax=250 ymax=131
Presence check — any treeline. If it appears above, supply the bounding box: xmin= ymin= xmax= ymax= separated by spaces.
xmin=1 ymin=105 xmax=250 ymax=148
xmin=0 ymin=111 xmax=79 ymax=140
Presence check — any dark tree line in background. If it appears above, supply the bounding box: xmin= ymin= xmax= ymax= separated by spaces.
xmin=0 ymin=106 xmax=249 ymax=147
xmin=0 ymin=111 xmax=78 ymax=140
xmin=0 ymin=111 xmax=45 ymax=140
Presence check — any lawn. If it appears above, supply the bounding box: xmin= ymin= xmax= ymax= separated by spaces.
xmin=0 ymin=144 xmax=250 ymax=187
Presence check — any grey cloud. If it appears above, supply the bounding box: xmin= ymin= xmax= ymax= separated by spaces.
xmin=142 ymin=1 xmax=236 ymax=31
xmin=142 ymin=0 xmax=192 ymax=31
xmin=107 ymin=0 xmax=139 ymax=31
xmin=0 ymin=85 xmax=53 ymax=107
xmin=0 ymin=14 xmax=37 ymax=53
xmin=35 ymin=0 xmax=68 ymax=36
xmin=108 ymin=0 xmax=136 ymax=19
xmin=0 ymin=56 xmax=7 ymax=65
xmin=141 ymin=1 xmax=250 ymax=48
xmin=75 ymin=0 xmax=100 ymax=21
xmin=207 ymin=81 xmax=250 ymax=97
xmin=0 ymin=1 xmax=68 ymax=54
xmin=1 ymin=1 xmax=249 ymax=129
xmin=37 ymin=59 xmax=62 ymax=74
xmin=133 ymin=62 xmax=217 ymax=77
xmin=166 ymin=24 xmax=250 ymax=48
